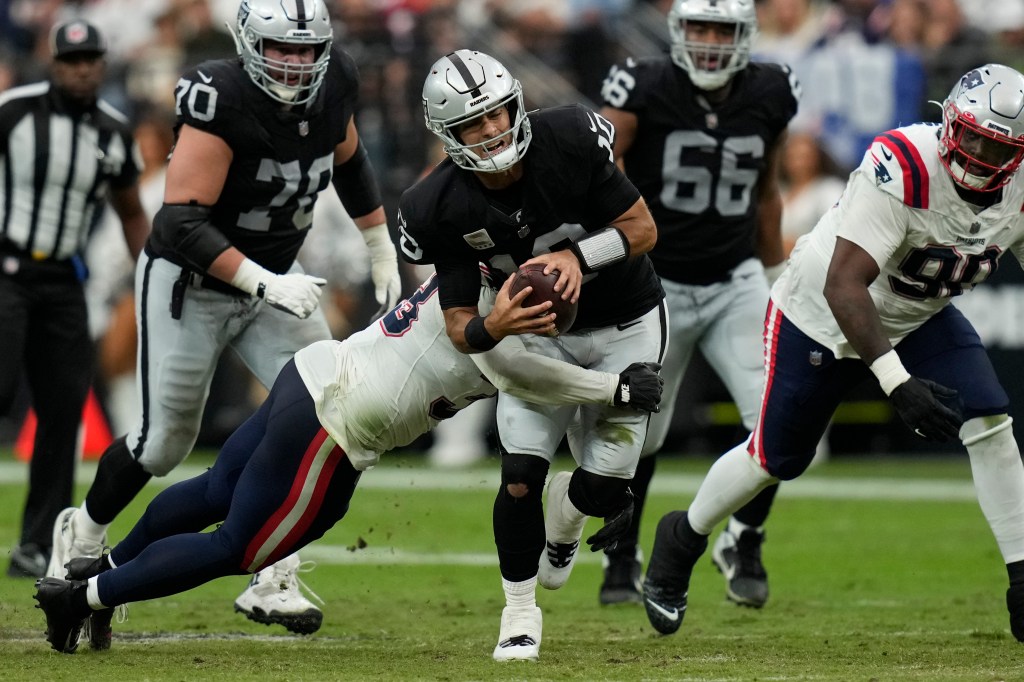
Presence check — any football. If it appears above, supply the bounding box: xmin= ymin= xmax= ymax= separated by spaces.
xmin=509 ymin=263 xmax=578 ymax=335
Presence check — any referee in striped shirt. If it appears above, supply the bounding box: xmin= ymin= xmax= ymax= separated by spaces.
xmin=0 ymin=20 xmax=148 ymax=577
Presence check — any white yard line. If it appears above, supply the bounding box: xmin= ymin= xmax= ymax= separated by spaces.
xmin=0 ymin=461 xmax=976 ymax=501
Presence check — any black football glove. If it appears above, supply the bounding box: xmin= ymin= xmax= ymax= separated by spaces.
xmin=614 ymin=362 xmax=664 ymax=413
xmin=889 ymin=377 xmax=963 ymax=442
xmin=585 ymin=489 xmax=635 ymax=552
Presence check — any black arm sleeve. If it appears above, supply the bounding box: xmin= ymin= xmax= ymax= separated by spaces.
xmin=331 ymin=139 xmax=383 ymax=219
xmin=149 ymin=203 xmax=232 ymax=272
xmin=435 ymin=259 xmax=485 ymax=309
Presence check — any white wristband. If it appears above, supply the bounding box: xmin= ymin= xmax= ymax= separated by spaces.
xmin=870 ymin=349 xmax=911 ymax=396
xmin=230 ymin=258 xmax=271 ymax=298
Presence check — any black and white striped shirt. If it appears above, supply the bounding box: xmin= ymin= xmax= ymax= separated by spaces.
xmin=0 ymin=81 xmax=141 ymax=261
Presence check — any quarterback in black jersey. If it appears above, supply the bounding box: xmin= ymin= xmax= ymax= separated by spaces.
xmin=598 ymin=0 xmax=799 ymax=612
xmin=400 ymin=50 xmax=666 ymax=661
xmin=46 ymin=0 xmax=400 ymax=641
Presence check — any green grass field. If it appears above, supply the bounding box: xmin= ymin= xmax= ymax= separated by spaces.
xmin=2 ymin=449 xmax=1024 ymax=681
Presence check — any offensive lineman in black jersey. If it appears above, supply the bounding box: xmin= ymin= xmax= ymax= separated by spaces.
xmin=399 ymin=50 xmax=666 ymax=661
xmin=45 ymin=0 xmax=401 ymax=645
xmin=598 ymin=0 xmax=799 ymax=610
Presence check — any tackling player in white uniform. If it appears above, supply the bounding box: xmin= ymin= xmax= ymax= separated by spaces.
xmin=32 ymin=272 xmax=664 ymax=653
xmin=640 ymin=63 xmax=1024 ymax=641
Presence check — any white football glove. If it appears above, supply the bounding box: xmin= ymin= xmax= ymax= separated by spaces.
xmin=361 ymin=222 xmax=401 ymax=319
xmin=232 ymin=259 xmax=326 ymax=319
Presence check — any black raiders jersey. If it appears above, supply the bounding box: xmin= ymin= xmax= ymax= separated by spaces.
xmin=151 ymin=46 xmax=359 ymax=274
xmin=397 ymin=104 xmax=664 ymax=331
xmin=601 ymin=58 xmax=798 ymax=284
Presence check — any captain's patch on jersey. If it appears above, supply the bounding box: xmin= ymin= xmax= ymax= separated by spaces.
xmin=463 ymin=229 xmax=496 ymax=250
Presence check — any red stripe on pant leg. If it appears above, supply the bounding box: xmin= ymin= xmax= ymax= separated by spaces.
xmin=260 ymin=444 xmax=346 ymax=569
xmin=749 ymin=301 xmax=783 ymax=468
xmin=243 ymin=428 xmax=328 ymax=570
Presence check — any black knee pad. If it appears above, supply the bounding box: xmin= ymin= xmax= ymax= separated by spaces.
xmin=567 ymin=469 xmax=631 ymax=518
xmin=499 ymin=453 xmax=549 ymax=495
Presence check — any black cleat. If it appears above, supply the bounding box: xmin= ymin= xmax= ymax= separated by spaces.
xmin=599 ymin=550 xmax=642 ymax=605
xmin=33 ymin=577 xmax=87 ymax=653
xmin=66 ymin=555 xmax=114 ymax=651
xmin=1007 ymin=582 xmax=1024 ymax=642
xmin=711 ymin=527 xmax=769 ymax=608
xmin=642 ymin=511 xmax=707 ymax=635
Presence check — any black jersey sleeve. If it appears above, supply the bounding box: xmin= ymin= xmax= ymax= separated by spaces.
xmin=435 ymin=259 xmax=485 ymax=310
xmin=751 ymin=62 xmax=800 ymax=134
xmin=569 ymin=104 xmax=641 ymax=226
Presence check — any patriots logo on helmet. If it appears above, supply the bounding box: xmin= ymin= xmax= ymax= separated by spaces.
xmin=960 ymin=69 xmax=984 ymax=91
xmin=871 ymin=151 xmax=893 ymax=185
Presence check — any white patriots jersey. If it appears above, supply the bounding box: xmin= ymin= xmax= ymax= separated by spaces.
xmin=775 ymin=123 xmax=1024 ymax=359
xmin=293 ymin=275 xmax=618 ymax=470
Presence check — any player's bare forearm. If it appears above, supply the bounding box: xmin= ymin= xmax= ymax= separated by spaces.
xmin=756 ymin=134 xmax=787 ymax=267
xmin=824 ymin=237 xmax=889 ymax=364
xmin=352 ymin=206 xmax=387 ymax=230
xmin=611 ymin=196 xmax=657 ymax=256
xmin=756 ymin=189 xmax=785 ymax=268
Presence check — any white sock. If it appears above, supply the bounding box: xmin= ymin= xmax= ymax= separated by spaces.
xmin=502 ymin=577 xmax=537 ymax=609
xmin=963 ymin=416 xmax=1024 ymax=563
xmin=727 ymin=516 xmax=761 ymax=537
xmin=689 ymin=440 xmax=778 ymax=536
xmin=86 ymin=576 xmax=107 ymax=610
xmin=76 ymin=502 xmax=111 ymax=543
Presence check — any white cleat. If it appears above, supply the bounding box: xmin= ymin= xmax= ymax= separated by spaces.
xmin=492 ymin=605 xmax=542 ymax=661
xmin=538 ymin=471 xmax=587 ymax=590
xmin=234 ymin=553 xmax=324 ymax=635
xmin=46 ymin=507 xmax=106 ymax=579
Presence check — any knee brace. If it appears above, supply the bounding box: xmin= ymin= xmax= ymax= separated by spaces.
xmin=494 ymin=453 xmax=550 ymax=581
xmin=567 ymin=469 xmax=631 ymax=518
xmin=499 ymin=453 xmax=550 ymax=499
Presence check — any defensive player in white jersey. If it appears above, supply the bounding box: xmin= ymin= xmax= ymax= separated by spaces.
xmin=32 ymin=272 xmax=664 ymax=653
xmin=597 ymin=0 xmax=798 ymax=607
xmin=640 ymin=63 xmax=1024 ymax=640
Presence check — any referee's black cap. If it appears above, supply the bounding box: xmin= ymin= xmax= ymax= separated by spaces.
xmin=50 ymin=20 xmax=107 ymax=60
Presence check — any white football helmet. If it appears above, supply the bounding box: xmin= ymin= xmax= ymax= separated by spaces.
xmin=667 ymin=0 xmax=758 ymax=91
xmin=422 ymin=50 xmax=532 ymax=173
xmin=938 ymin=64 xmax=1024 ymax=192
xmin=231 ymin=0 xmax=333 ymax=106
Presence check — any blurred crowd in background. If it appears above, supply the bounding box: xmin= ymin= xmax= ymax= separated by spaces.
xmin=1 ymin=0 xmax=1023 ymax=460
